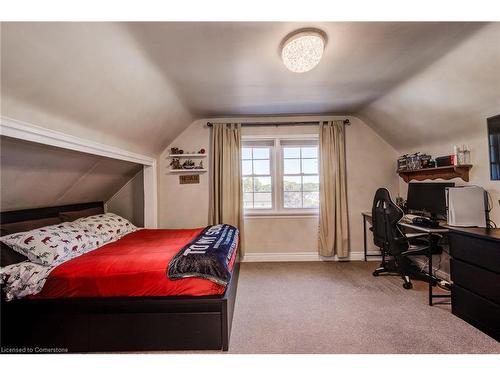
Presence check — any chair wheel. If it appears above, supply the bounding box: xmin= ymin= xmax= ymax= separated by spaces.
xmin=372 ymin=270 xmax=380 ymax=277
xmin=403 ymin=281 xmax=413 ymax=290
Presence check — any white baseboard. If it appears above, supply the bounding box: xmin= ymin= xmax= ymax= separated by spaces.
xmin=242 ymin=251 xmax=367 ymax=262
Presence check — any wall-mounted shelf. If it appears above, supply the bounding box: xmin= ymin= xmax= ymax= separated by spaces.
xmin=169 ymin=169 xmax=207 ymax=173
xmin=398 ymin=164 xmax=472 ymax=183
xmin=168 ymin=154 xmax=207 ymax=158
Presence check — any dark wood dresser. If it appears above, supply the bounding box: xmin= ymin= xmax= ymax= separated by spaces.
xmin=449 ymin=228 xmax=500 ymax=341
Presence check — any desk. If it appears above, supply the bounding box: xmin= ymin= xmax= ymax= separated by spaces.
xmin=361 ymin=211 xmax=450 ymax=306
xmin=448 ymin=228 xmax=500 ymax=341
xmin=398 ymin=222 xmax=450 ymax=306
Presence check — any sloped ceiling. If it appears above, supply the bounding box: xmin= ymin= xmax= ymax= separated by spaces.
xmin=359 ymin=22 xmax=500 ymax=151
xmin=0 ymin=136 xmax=142 ymax=211
xmin=1 ymin=22 xmax=194 ymax=156
xmin=1 ymin=22 xmax=489 ymax=155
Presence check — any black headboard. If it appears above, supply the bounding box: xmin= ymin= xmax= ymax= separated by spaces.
xmin=0 ymin=202 xmax=105 ymax=224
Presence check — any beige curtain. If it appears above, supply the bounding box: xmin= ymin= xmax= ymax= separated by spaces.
xmin=209 ymin=123 xmax=244 ymax=253
xmin=318 ymin=120 xmax=349 ymax=257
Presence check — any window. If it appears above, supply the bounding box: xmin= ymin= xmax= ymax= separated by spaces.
xmin=242 ymin=137 xmax=319 ymax=214
xmin=488 ymin=115 xmax=500 ymax=180
xmin=283 ymin=144 xmax=319 ymax=209
xmin=242 ymin=143 xmax=273 ymax=209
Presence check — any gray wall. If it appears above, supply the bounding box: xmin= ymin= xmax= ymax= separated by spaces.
xmin=0 ymin=136 xmax=143 ymax=213
xmin=158 ymin=116 xmax=399 ymax=259
xmin=359 ymin=23 xmax=500 ymax=223
xmin=106 ymin=170 xmax=144 ymax=227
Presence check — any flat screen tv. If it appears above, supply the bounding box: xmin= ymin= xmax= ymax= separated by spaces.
xmin=488 ymin=115 xmax=500 ymax=180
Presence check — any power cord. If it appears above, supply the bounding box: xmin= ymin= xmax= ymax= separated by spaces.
xmin=485 ymin=191 xmax=497 ymax=228
xmin=418 ymin=253 xmax=443 ymax=274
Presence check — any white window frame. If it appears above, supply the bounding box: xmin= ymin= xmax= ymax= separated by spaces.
xmin=242 ymin=134 xmax=319 ymax=217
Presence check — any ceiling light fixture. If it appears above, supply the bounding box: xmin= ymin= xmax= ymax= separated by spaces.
xmin=281 ymin=28 xmax=326 ymax=73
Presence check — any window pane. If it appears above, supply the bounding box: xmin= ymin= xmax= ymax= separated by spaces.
xmin=302 ymin=158 xmax=318 ymax=174
xmin=284 ymin=159 xmax=300 ymax=174
xmin=303 ymin=192 xmax=319 ymax=208
xmin=253 ymin=193 xmax=272 ymax=208
xmin=302 ymin=175 xmax=319 ymax=191
xmin=283 ymin=147 xmax=300 ymax=159
xmin=243 ymin=193 xmax=254 ymax=208
xmin=241 ymin=145 xmax=273 ymax=211
xmin=283 ymin=175 xmax=302 ymax=191
xmin=284 ymin=192 xmax=302 ymax=208
xmin=253 ymin=159 xmax=270 ymax=175
xmin=301 ymin=147 xmax=318 ymax=158
xmin=242 ymin=177 xmax=253 ymax=192
xmin=242 ymin=141 xmax=319 ymax=212
xmin=242 ymin=160 xmax=252 ymax=175
xmin=254 ymin=176 xmax=272 ymax=192
xmin=253 ymin=148 xmax=270 ymax=159
xmin=241 ymin=147 xmax=252 ymax=159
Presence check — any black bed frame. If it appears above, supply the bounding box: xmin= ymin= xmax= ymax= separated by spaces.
xmin=0 ymin=202 xmax=240 ymax=352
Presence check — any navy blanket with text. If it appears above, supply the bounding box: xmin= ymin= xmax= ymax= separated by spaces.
xmin=167 ymin=224 xmax=239 ymax=286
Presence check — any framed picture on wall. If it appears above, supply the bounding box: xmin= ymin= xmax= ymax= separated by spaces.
xmin=488 ymin=115 xmax=500 ymax=180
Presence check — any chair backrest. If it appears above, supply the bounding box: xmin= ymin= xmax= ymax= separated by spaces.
xmin=371 ymin=188 xmax=408 ymax=255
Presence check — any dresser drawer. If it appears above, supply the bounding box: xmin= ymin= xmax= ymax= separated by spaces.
xmin=452 ymin=284 xmax=500 ymax=341
xmin=450 ymin=258 xmax=500 ymax=304
xmin=449 ymin=232 xmax=500 ymax=273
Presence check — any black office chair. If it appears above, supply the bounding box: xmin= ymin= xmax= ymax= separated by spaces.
xmin=371 ymin=188 xmax=435 ymax=289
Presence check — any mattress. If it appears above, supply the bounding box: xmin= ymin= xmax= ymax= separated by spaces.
xmin=33 ymin=228 xmax=237 ymax=299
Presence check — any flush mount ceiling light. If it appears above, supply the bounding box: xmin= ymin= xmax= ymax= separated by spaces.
xmin=281 ymin=28 xmax=326 ymax=73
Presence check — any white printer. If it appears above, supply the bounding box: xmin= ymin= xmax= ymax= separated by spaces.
xmin=446 ymin=186 xmax=487 ymax=227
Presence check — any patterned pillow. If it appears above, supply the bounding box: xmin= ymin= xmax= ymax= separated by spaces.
xmin=74 ymin=213 xmax=137 ymax=243
xmin=1 ymin=261 xmax=53 ymax=301
xmin=0 ymin=222 xmax=102 ymax=266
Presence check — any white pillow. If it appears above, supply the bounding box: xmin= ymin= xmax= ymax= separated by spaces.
xmin=74 ymin=213 xmax=137 ymax=243
xmin=0 ymin=222 xmax=102 ymax=266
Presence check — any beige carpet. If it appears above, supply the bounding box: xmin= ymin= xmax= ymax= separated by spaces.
xmin=224 ymin=261 xmax=500 ymax=354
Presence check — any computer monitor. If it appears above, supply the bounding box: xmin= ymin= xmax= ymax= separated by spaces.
xmin=406 ymin=182 xmax=455 ymax=220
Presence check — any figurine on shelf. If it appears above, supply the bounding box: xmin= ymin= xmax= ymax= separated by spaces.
xmin=420 ymin=154 xmax=432 ymax=168
xmin=182 ymin=159 xmax=195 ymax=169
xmin=197 ymin=161 xmax=204 ymax=169
xmin=170 ymin=147 xmax=184 ymax=155
xmin=169 ymin=158 xmax=182 ymax=169
xmin=198 ymin=148 xmax=206 ymax=154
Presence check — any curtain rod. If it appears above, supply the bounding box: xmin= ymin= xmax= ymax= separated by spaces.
xmin=206 ymin=119 xmax=350 ymax=127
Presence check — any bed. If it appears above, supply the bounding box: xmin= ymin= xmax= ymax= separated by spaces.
xmin=0 ymin=202 xmax=240 ymax=352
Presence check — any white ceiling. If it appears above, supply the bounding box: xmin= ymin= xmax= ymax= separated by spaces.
xmin=1 ymin=22 xmax=194 ymax=156
xmin=125 ymin=22 xmax=483 ymax=116
xmin=0 ymin=22 xmax=496 ymax=154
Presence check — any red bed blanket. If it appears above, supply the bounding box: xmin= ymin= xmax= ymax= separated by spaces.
xmin=33 ymin=228 xmax=237 ymax=299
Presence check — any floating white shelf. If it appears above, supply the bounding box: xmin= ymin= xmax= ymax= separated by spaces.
xmin=169 ymin=169 xmax=208 ymax=173
xmin=168 ymin=154 xmax=207 ymax=158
